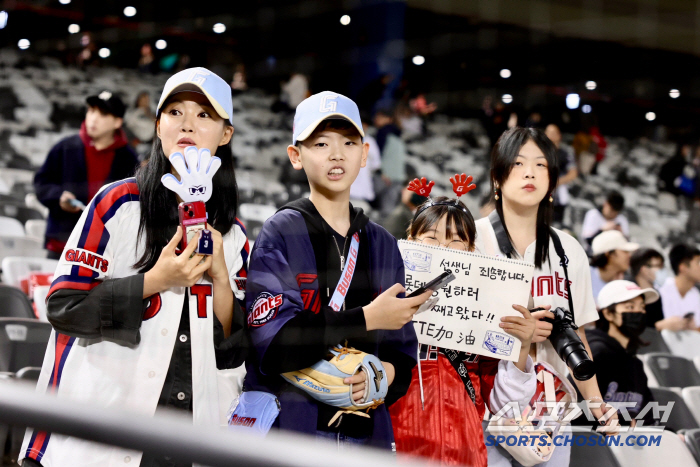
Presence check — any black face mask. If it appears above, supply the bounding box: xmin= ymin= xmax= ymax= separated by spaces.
xmin=617 ymin=312 xmax=646 ymax=338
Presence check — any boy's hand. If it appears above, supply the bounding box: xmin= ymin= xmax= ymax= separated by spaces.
xmin=344 ymin=361 xmax=395 ymax=402
xmin=363 ymin=284 xmax=433 ymax=331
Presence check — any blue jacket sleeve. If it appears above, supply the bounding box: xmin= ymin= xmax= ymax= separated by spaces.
xmin=34 ymin=142 xmax=65 ymax=209
xmin=378 ymin=248 xmax=418 ymax=405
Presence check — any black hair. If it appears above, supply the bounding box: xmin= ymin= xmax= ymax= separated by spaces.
xmin=669 ymin=243 xmax=700 ymax=275
xmin=630 ymin=248 xmax=664 ymax=278
xmin=408 ymin=197 xmax=476 ymax=250
xmin=133 ymin=123 xmax=238 ymax=273
xmin=590 ymin=253 xmax=610 ymax=269
xmin=606 ymin=190 xmax=625 ymax=212
xmin=490 ymin=127 xmax=559 ymax=269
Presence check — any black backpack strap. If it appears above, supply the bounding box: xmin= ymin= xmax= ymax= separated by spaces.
xmin=549 ymin=228 xmax=576 ymax=323
xmin=488 ymin=210 xmax=514 ymax=258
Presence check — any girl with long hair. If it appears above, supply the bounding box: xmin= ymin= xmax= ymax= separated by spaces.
xmin=476 ymin=127 xmax=617 ymax=467
xmin=21 ymin=68 xmax=249 ymax=467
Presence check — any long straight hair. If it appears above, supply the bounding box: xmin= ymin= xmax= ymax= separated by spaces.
xmin=133 ymin=123 xmax=239 ymax=272
xmin=490 ymin=127 xmax=559 ymax=269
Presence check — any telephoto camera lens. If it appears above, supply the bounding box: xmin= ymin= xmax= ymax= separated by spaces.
xmin=544 ymin=307 xmax=595 ymax=380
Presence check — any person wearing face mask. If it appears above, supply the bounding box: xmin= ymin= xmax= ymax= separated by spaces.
xmin=571 ymin=280 xmax=659 ymax=429
xmin=589 ymin=230 xmax=639 ymax=301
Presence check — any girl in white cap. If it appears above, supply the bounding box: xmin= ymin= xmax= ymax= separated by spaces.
xmin=20 ymin=68 xmax=249 ymax=467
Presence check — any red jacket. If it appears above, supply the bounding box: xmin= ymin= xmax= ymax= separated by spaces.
xmin=390 ymin=345 xmax=499 ymax=466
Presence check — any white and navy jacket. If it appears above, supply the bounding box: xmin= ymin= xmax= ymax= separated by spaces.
xmin=20 ymin=178 xmax=249 ymax=467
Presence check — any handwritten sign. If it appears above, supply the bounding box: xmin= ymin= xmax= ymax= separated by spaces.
xmin=399 ymin=240 xmax=535 ymax=361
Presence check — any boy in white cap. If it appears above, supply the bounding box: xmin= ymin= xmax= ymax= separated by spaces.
xmin=589 ymin=230 xmax=639 ymax=301
xmin=243 ymin=91 xmax=431 ymax=448
xmin=572 ymin=280 xmax=659 ymax=428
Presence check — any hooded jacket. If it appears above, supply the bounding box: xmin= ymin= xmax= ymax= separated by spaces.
xmin=244 ymin=199 xmax=417 ymax=448
xmin=34 ymin=127 xmax=139 ymax=250
xmin=573 ymin=328 xmax=656 ymax=427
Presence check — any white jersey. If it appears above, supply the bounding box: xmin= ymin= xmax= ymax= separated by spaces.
xmin=20 ymin=178 xmax=249 ymax=467
xmin=474 ymin=217 xmax=599 ymax=377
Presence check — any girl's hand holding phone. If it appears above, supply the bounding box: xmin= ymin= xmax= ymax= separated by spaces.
xmin=143 ymin=227 xmax=212 ymax=297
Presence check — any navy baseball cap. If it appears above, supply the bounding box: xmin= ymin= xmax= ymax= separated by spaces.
xmin=86 ymin=91 xmax=126 ymax=119
xmin=157 ymin=67 xmax=233 ymax=125
xmin=292 ymin=91 xmax=364 ymax=145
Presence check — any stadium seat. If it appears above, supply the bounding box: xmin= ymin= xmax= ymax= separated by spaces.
xmin=609 ymin=431 xmax=697 ymax=467
xmin=650 ymin=387 xmax=699 ymax=432
xmin=0 ymin=285 xmax=35 ymax=319
xmin=660 ymin=330 xmax=700 ymax=359
xmin=1 ymin=257 xmax=57 ymax=289
xmin=9 ymin=366 xmax=42 ymax=463
xmin=0 ymin=216 xmax=25 ymax=237
xmin=24 ymin=219 xmax=46 ymax=242
xmin=0 ymin=236 xmax=46 ymax=263
xmin=570 ymin=431 xmax=621 ymax=467
xmin=0 ymin=318 xmax=52 ymax=373
xmin=685 ymin=428 xmax=700 ymax=466
xmin=0 ymin=204 xmax=44 ymax=225
xmin=32 ymin=285 xmax=50 ymax=322
xmin=638 ymin=327 xmax=671 ymax=355
xmin=644 ymin=353 xmax=700 ymax=388
xmin=683 ymin=387 xmax=700 ymax=426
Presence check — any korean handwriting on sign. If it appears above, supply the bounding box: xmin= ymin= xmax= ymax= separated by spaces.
xmin=432 ymin=305 xmax=495 ymax=323
xmin=443 ymin=284 xmax=479 ymax=301
xmin=439 ymin=259 xmax=472 ymax=276
xmin=479 ymin=267 xmax=526 ymax=282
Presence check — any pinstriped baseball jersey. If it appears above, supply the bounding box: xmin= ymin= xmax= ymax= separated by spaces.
xmin=20 ymin=178 xmax=248 ymax=467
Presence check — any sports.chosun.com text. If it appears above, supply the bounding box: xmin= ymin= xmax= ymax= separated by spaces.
xmin=485 ymin=434 xmax=662 ymax=448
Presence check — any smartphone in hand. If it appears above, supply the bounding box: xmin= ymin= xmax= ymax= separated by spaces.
xmin=407 ymin=271 xmax=456 ymax=297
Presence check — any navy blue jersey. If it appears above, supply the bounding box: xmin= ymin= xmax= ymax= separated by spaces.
xmin=243 ymin=205 xmax=417 ymax=449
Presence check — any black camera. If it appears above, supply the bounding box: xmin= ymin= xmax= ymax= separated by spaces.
xmin=543 ymin=307 xmax=595 ymax=381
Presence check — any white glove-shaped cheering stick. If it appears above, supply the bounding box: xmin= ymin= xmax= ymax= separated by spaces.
xmin=161 ymin=146 xmax=221 ymax=203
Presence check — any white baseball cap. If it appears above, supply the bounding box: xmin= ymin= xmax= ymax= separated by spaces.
xmin=157 ymin=67 xmax=233 ymax=125
xmin=591 ymin=230 xmax=639 ymax=256
xmin=597 ymin=280 xmax=659 ymax=309
xmin=292 ymin=91 xmax=364 ymax=145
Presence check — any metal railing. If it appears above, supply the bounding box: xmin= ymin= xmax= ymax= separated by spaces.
xmin=0 ymin=380 xmax=432 ymax=467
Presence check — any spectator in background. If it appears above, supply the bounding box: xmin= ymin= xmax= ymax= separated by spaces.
xmin=124 ymin=91 xmax=155 ymax=157
xmin=281 ymin=73 xmax=309 ymax=110
xmin=545 ymin=124 xmax=578 ymax=227
xmin=230 ymin=64 xmax=248 ymax=94
xmin=350 ymin=118 xmax=382 ymax=204
xmin=589 ymin=230 xmax=639 ymax=300
xmin=382 ymin=186 xmax=427 ymax=240
xmin=138 ymin=43 xmax=156 ymax=74
xmin=580 ymin=190 xmax=629 ymax=250
xmin=659 ymin=142 xmax=693 ymax=196
xmin=374 ymin=108 xmax=406 ymax=215
xmin=572 ymin=281 xmax=658 ymax=429
xmin=630 ymin=248 xmax=683 ymax=330
xmin=34 ymin=91 xmax=139 ymax=259
xmin=658 ymin=244 xmax=700 ymax=330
